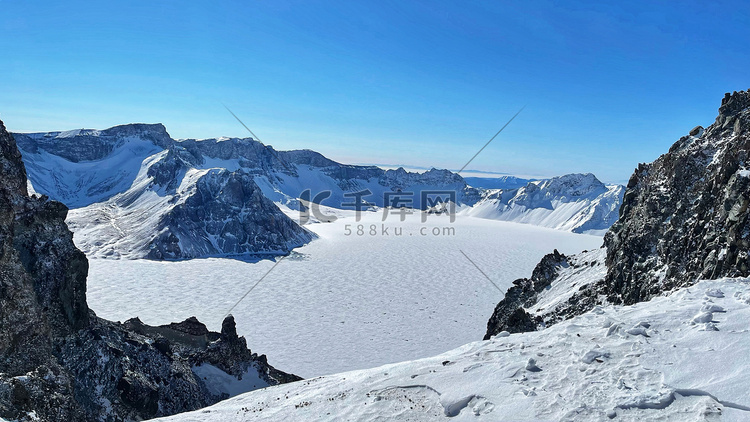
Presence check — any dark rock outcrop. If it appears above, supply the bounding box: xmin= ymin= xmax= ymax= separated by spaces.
xmin=485 ymin=89 xmax=750 ymax=338
xmin=0 ymin=119 xmax=300 ymax=422
xmin=484 ymin=250 xmax=568 ymax=338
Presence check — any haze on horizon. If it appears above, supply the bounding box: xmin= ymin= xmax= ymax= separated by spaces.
xmin=1 ymin=1 xmax=748 ymax=183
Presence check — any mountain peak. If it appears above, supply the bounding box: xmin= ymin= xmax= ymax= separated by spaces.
xmin=719 ymin=89 xmax=750 ymax=117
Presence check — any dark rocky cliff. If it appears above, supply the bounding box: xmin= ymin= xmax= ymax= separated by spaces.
xmin=486 ymin=89 xmax=750 ymax=338
xmin=0 ymin=119 xmax=300 ymax=422
xmin=605 ymin=90 xmax=750 ymax=304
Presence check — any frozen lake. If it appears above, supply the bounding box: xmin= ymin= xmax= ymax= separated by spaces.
xmin=86 ymin=212 xmax=603 ymax=378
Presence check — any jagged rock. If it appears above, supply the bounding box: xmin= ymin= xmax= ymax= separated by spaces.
xmin=145 ymin=168 xmax=313 ymax=260
xmin=0 ymin=119 xmax=300 ymax=422
xmin=484 ymin=250 xmax=568 ymax=338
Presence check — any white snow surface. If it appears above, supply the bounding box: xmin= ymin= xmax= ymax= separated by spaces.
xmin=86 ymin=212 xmax=602 ymax=378
xmin=529 ymin=248 xmax=608 ymax=319
xmin=154 ymin=277 xmax=750 ymax=422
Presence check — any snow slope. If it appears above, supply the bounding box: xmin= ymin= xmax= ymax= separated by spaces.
xmin=154 ymin=277 xmax=750 ymax=421
xmin=65 ymin=151 xmax=312 ymax=259
xmin=85 ymin=211 xmax=602 ymax=378
xmin=20 ymin=135 xmax=163 ymax=208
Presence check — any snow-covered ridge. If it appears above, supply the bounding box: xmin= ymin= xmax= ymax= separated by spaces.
xmin=464 ymin=173 xmax=624 ymax=235
xmin=154 ymin=277 xmax=750 ymax=421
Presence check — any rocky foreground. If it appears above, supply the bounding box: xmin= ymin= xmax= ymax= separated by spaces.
xmin=0 ymin=120 xmax=299 ymax=422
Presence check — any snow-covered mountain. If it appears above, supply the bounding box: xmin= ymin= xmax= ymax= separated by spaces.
xmin=463 ymin=173 xmax=624 ymax=234
xmin=486 ymin=89 xmax=750 ymax=339
xmin=15 ymin=125 xmax=481 ymax=259
xmin=16 ymin=125 xmax=315 ymax=259
xmin=15 ymin=124 xmax=621 ymax=259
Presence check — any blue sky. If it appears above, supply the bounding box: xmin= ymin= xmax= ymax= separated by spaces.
xmin=1 ymin=1 xmax=748 ymax=183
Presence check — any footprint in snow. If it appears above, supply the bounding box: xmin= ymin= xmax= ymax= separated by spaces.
xmin=701 ymin=304 xmax=725 ymax=313
xmin=691 ymin=311 xmax=714 ymax=324
xmin=705 ymin=288 xmax=725 ymax=298
xmin=625 ymin=326 xmax=649 ymax=337
xmin=462 ymin=363 xmax=483 ymax=373
xmin=581 ymin=349 xmax=609 ymax=364
xmin=606 ymin=323 xmax=622 ymax=337
xmin=622 ymin=321 xmax=650 ymax=337
xmin=700 ymin=322 xmax=720 ymax=331
xmin=443 ymin=395 xmax=495 ymax=417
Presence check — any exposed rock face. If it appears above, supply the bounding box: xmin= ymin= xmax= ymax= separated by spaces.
xmin=0 ymin=120 xmax=300 ymax=422
xmin=14 ymin=124 xmax=172 ymax=163
xmin=605 ymin=90 xmax=750 ymax=304
xmin=485 ymin=90 xmax=750 ymax=339
xmin=60 ymin=142 xmax=316 ymax=260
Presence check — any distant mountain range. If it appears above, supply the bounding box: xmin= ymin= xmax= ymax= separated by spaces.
xmin=14 ymin=124 xmax=623 ymax=259
xmin=464 ymin=173 xmax=624 ymax=235
xmin=463 ymin=175 xmax=533 ymax=190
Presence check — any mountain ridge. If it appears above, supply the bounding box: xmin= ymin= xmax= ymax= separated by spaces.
xmin=15 ymin=124 xmax=622 ymax=260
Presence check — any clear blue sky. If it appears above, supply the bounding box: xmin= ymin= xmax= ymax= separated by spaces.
xmin=1 ymin=1 xmax=748 ymax=183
